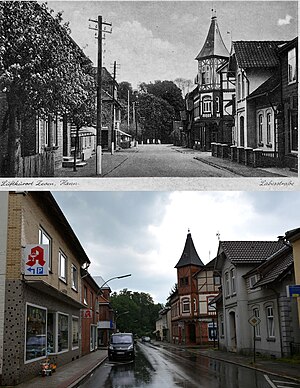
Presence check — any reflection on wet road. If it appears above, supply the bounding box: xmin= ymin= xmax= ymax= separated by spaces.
xmin=79 ymin=342 xmax=300 ymax=388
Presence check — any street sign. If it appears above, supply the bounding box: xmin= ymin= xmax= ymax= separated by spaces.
xmin=23 ymin=244 xmax=49 ymax=276
xmin=287 ymin=285 xmax=300 ymax=297
xmin=248 ymin=315 xmax=261 ymax=327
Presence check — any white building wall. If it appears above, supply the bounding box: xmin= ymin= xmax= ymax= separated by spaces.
xmin=0 ymin=192 xmax=9 ymax=374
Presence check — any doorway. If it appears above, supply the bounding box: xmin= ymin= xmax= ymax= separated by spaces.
xmin=188 ymin=323 xmax=196 ymax=343
xmin=229 ymin=311 xmax=237 ymax=352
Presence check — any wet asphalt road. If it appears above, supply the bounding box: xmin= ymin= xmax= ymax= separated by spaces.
xmin=78 ymin=342 xmax=300 ymax=388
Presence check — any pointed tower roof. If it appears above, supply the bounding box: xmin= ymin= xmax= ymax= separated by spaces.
xmin=175 ymin=230 xmax=204 ymax=268
xmin=195 ymin=15 xmax=229 ymax=60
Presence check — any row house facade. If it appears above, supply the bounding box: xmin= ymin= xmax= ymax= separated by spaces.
xmin=226 ymin=38 xmax=298 ymax=170
xmin=0 ymin=191 xmax=90 ymax=385
xmin=214 ymin=239 xmax=300 ymax=358
xmin=169 ymin=231 xmax=219 ymax=346
xmin=0 ymin=191 xmax=115 ymax=386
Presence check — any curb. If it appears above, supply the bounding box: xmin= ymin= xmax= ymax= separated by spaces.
xmin=193 ymin=156 xmax=245 ymax=176
xmin=68 ymin=356 xmax=108 ymax=388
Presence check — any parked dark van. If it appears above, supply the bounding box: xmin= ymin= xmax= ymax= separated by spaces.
xmin=108 ymin=333 xmax=135 ymax=361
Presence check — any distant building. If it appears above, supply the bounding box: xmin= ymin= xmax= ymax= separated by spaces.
xmin=93 ymin=276 xmax=114 ymax=347
xmin=81 ymin=271 xmax=100 ymax=356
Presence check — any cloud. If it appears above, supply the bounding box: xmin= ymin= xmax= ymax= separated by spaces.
xmin=170 ymin=13 xmax=199 ymax=25
xmin=103 ymin=20 xmax=195 ymax=87
xmin=278 ymin=14 xmax=293 ymax=26
xmin=53 ymin=191 xmax=300 ymax=304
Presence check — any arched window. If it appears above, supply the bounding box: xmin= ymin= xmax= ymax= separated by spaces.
xmin=182 ymin=298 xmax=190 ymax=313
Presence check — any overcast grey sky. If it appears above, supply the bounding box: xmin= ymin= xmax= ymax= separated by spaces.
xmin=48 ymin=1 xmax=298 ymax=88
xmin=53 ymin=191 xmax=300 ymax=304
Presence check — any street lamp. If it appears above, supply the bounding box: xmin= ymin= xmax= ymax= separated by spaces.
xmin=97 ymin=274 xmax=131 ymax=292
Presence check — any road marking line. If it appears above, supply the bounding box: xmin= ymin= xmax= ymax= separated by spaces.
xmin=264 ymin=374 xmax=277 ymax=388
xmin=273 ymin=381 xmax=299 ymax=385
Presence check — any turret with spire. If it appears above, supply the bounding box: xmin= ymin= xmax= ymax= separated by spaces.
xmin=187 ymin=9 xmax=234 ymax=151
xmin=175 ymin=229 xmax=204 ymax=269
xmin=175 ymin=230 xmax=203 ymax=300
xmin=195 ymin=12 xmax=229 ymax=90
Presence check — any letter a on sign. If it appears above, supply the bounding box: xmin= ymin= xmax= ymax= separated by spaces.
xmin=23 ymin=245 xmax=49 ymax=276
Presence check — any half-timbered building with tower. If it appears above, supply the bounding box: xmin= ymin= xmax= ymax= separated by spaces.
xmin=171 ymin=230 xmax=204 ymax=345
xmin=185 ymin=13 xmax=235 ymax=150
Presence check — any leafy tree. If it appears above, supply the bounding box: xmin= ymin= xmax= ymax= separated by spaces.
xmin=139 ymin=80 xmax=184 ymax=120
xmin=110 ymin=289 xmax=163 ymax=337
xmin=137 ymin=93 xmax=175 ymax=144
xmin=166 ymin=283 xmax=178 ymax=307
xmin=0 ymin=2 xmax=96 ymax=176
xmin=174 ymin=78 xmax=194 ymax=98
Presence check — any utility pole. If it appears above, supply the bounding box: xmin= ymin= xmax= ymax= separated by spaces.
xmin=127 ymin=90 xmax=130 ymax=133
xmin=110 ymin=61 xmax=117 ymax=155
xmin=89 ymin=16 xmax=112 ymax=175
xmin=135 ymin=101 xmax=138 ymax=147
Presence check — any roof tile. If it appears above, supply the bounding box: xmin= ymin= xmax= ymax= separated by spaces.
xmin=233 ymin=41 xmax=286 ymax=69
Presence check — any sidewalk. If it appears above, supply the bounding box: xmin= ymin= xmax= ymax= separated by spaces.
xmin=151 ymin=340 xmax=300 ymax=383
xmin=190 ymin=151 xmax=297 ymax=178
xmin=54 ymin=149 xmax=136 ymax=178
xmin=14 ymin=349 xmax=107 ymax=388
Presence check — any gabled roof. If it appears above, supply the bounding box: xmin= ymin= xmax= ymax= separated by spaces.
xmin=217 ymin=240 xmax=285 ymax=267
xmin=175 ymin=231 xmax=204 ymax=268
xmin=195 ymin=16 xmax=229 ymax=60
xmin=251 ymin=245 xmax=293 ymax=287
xmin=232 ymin=41 xmax=286 ymax=69
xmin=247 ymin=72 xmax=280 ymax=100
